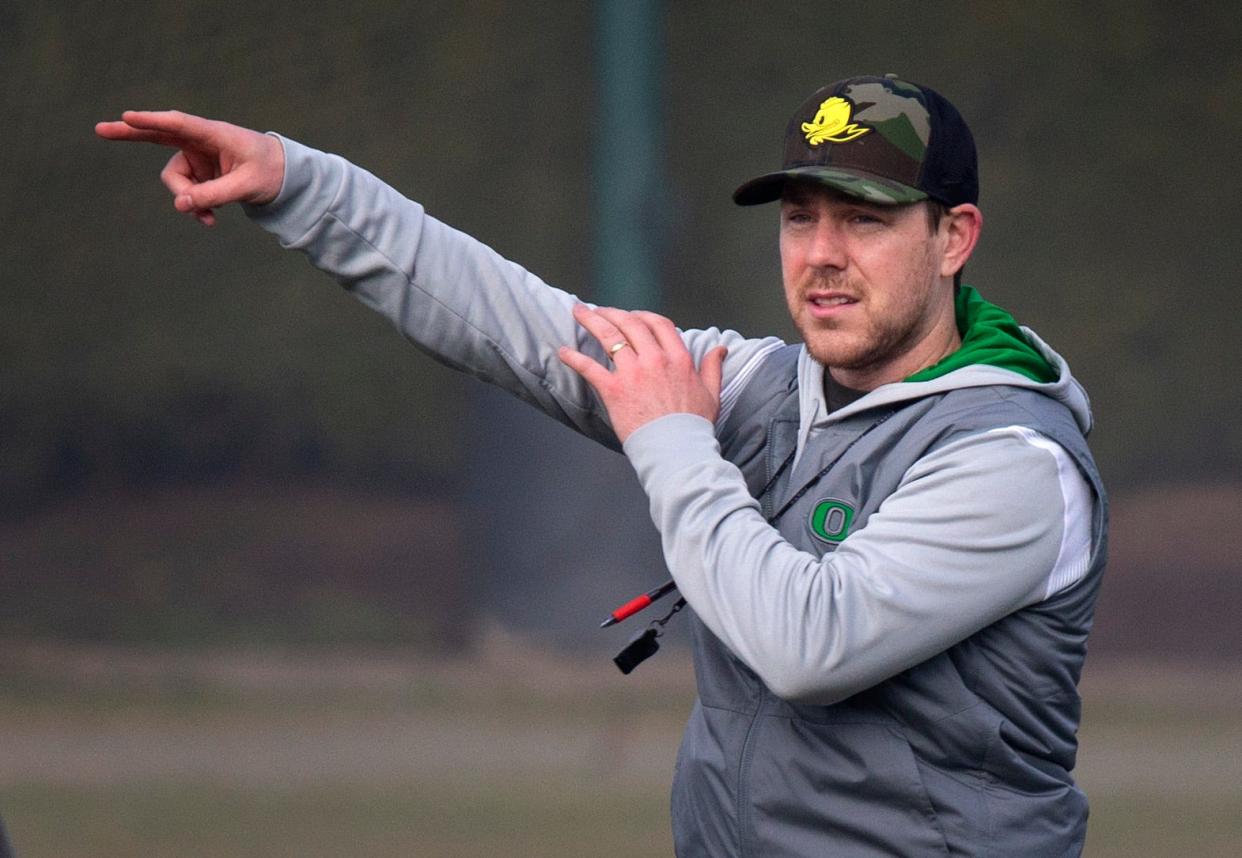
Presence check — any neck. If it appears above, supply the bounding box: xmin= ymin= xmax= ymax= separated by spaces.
xmin=829 ymin=329 xmax=962 ymax=390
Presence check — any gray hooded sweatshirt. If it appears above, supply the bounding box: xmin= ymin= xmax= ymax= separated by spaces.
xmin=246 ymin=137 xmax=1108 ymax=857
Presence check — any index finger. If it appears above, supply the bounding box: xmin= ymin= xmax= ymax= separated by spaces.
xmin=94 ymin=121 xmax=180 ymax=146
xmin=120 ymin=110 xmax=219 ymax=143
xmin=94 ymin=110 xmax=218 ymax=148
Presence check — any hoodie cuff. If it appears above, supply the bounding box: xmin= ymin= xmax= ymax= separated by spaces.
xmin=242 ymin=134 xmax=348 ymax=248
xmin=622 ymin=413 xmax=722 ymax=493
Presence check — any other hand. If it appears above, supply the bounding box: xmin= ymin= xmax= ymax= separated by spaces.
xmin=95 ymin=110 xmax=285 ymax=227
xmin=558 ymin=305 xmax=727 ymax=444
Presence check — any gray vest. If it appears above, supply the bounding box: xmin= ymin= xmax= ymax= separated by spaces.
xmin=670 ymin=345 xmax=1108 ymax=858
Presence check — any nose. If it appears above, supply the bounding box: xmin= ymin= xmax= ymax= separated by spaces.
xmin=805 ymin=220 xmax=848 ymax=270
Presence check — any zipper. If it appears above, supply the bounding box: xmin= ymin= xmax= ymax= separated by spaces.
xmin=734 ymin=408 xmax=896 ymax=854
xmin=735 ymin=693 xmax=766 ymax=856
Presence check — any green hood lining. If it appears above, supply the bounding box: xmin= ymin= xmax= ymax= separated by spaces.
xmin=905 ymin=285 xmax=1058 ymax=384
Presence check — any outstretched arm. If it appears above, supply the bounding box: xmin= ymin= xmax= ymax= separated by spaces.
xmin=95 ymin=110 xmax=284 ymax=226
xmin=97 ymin=116 xmax=785 ymax=447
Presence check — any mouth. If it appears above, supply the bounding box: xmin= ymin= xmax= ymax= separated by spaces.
xmin=806 ymin=292 xmax=859 ymax=318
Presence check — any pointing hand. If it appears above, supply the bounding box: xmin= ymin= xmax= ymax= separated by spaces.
xmin=95 ymin=110 xmax=285 ymax=227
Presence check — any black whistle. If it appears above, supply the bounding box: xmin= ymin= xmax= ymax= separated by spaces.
xmin=613 ymin=627 xmax=661 ymax=674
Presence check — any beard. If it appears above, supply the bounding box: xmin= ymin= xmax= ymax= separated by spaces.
xmin=790 ymin=265 xmax=943 ymax=379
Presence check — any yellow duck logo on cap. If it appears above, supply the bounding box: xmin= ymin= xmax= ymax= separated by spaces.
xmin=801 ymin=97 xmax=871 ymax=146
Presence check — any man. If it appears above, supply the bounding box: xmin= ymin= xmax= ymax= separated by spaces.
xmin=98 ymin=74 xmax=1106 ymax=856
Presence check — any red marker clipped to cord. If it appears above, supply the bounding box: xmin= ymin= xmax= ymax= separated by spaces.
xmin=599 ymin=579 xmax=678 ymax=628
xmin=601 ymin=579 xmax=685 ymax=674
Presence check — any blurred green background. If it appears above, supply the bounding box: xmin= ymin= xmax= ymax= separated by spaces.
xmin=2 ymin=1 xmax=1241 ymax=855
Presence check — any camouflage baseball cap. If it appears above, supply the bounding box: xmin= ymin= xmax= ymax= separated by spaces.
xmin=733 ymin=74 xmax=978 ymax=207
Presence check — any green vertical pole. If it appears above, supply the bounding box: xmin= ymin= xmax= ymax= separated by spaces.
xmin=595 ymin=0 xmax=664 ymax=310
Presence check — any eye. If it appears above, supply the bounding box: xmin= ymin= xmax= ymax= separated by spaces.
xmin=845 ymin=210 xmax=893 ymax=232
xmin=781 ymin=209 xmax=815 ymax=228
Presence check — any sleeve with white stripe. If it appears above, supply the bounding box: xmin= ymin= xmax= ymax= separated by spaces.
xmin=984 ymin=426 xmax=1093 ymax=600
xmin=622 ymin=415 xmax=1096 ymax=705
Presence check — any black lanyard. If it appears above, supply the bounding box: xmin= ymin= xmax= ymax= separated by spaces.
xmin=761 ymin=409 xmax=895 ymax=525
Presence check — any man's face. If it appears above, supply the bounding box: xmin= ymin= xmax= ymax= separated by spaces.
xmin=779 ymin=182 xmax=958 ymax=390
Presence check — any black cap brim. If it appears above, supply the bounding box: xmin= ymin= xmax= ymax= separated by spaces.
xmin=733 ymin=166 xmax=930 ymax=207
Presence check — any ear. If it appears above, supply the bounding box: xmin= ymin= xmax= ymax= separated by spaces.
xmin=940 ymin=203 xmax=982 ymax=279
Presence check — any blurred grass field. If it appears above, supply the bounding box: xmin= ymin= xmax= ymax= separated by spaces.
xmin=2 ymin=640 xmax=1240 ymax=857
